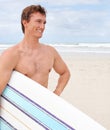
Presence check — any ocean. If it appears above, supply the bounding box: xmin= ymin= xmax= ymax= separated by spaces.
xmin=0 ymin=43 xmax=110 ymax=54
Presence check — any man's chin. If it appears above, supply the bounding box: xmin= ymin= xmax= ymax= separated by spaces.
xmin=38 ymin=34 xmax=43 ymax=38
xmin=38 ymin=35 xmax=42 ymax=38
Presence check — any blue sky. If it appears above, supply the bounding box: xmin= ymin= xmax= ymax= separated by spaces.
xmin=0 ymin=0 xmax=110 ymax=44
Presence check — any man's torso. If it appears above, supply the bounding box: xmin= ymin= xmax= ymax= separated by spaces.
xmin=13 ymin=44 xmax=55 ymax=87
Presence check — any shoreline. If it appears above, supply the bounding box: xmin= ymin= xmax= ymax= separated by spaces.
xmin=1 ymin=43 xmax=110 ymax=54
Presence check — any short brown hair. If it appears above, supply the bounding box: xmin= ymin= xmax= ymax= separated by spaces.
xmin=21 ymin=5 xmax=46 ymax=33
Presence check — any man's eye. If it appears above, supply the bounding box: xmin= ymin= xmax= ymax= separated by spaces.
xmin=44 ymin=21 xmax=46 ymax=24
xmin=37 ymin=20 xmax=41 ymax=23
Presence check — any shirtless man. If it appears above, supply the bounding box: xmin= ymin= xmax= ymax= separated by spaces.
xmin=0 ymin=5 xmax=70 ymax=96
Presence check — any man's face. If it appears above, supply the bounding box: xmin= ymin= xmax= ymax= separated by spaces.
xmin=24 ymin=12 xmax=46 ymax=38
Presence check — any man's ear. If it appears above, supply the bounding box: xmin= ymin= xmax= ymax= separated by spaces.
xmin=22 ymin=20 xmax=28 ymax=28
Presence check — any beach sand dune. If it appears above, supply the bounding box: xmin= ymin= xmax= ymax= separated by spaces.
xmin=49 ymin=52 xmax=110 ymax=130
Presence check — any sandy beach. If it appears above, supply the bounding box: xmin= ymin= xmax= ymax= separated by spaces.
xmin=49 ymin=51 xmax=110 ymax=130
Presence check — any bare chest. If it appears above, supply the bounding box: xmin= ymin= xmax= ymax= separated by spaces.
xmin=15 ymin=51 xmax=54 ymax=77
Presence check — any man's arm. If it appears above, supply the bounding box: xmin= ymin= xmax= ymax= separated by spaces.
xmin=0 ymin=48 xmax=18 ymax=95
xmin=53 ymin=49 xmax=70 ymax=96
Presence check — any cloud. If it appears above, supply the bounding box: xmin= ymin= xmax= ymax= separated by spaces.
xmin=44 ymin=5 xmax=110 ymax=43
xmin=47 ymin=9 xmax=108 ymax=33
xmin=0 ymin=0 xmax=110 ymax=43
xmin=38 ymin=0 xmax=100 ymax=6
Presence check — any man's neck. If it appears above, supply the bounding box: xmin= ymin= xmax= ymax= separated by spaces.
xmin=22 ymin=35 xmax=40 ymax=49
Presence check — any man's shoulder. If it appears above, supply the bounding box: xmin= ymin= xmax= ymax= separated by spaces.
xmin=42 ymin=44 xmax=58 ymax=52
xmin=1 ymin=44 xmax=20 ymax=58
xmin=40 ymin=43 xmax=61 ymax=59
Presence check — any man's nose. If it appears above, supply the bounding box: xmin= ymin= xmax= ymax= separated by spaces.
xmin=40 ymin=23 xmax=45 ymax=29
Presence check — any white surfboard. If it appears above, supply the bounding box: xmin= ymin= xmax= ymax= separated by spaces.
xmin=1 ymin=71 xmax=106 ymax=130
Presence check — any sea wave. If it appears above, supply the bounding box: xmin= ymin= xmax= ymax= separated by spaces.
xmin=50 ymin=43 xmax=110 ymax=53
xmin=0 ymin=44 xmax=13 ymax=54
xmin=0 ymin=43 xmax=110 ymax=54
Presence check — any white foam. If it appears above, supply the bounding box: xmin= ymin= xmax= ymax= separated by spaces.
xmin=1 ymin=43 xmax=110 ymax=54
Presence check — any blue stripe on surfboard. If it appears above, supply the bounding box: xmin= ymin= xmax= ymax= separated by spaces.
xmin=0 ymin=116 xmax=17 ymax=130
xmin=2 ymin=85 xmax=75 ymax=130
